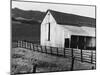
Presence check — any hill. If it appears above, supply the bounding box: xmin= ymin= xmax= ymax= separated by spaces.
xmin=12 ymin=8 xmax=45 ymax=42
xmin=12 ymin=8 xmax=45 ymax=22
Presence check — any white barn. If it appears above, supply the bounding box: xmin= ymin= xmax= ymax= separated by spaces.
xmin=40 ymin=9 xmax=96 ymax=49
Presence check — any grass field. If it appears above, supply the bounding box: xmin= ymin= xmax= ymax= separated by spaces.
xmin=11 ymin=48 xmax=69 ymax=74
xmin=11 ymin=47 xmax=96 ymax=75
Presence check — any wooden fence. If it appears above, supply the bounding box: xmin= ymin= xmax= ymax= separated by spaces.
xmin=13 ymin=40 xmax=96 ymax=64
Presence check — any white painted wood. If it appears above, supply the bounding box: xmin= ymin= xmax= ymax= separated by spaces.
xmin=41 ymin=11 xmax=65 ymax=47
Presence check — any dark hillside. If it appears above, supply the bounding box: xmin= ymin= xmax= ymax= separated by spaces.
xmin=12 ymin=8 xmax=44 ymax=43
xmin=12 ymin=8 xmax=45 ymax=22
xmin=12 ymin=21 xmax=40 ymax=43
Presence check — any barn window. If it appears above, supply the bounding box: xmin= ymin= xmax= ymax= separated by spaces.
xmin=48 ymin=23 xmax=50 ymax=41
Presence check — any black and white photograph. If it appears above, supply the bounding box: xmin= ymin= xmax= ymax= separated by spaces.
xmin=11 ymin=0 xmax=96 ymax=75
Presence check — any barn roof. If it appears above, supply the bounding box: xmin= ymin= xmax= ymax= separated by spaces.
xmin=47 ymin=9 xmax=96 ymax=28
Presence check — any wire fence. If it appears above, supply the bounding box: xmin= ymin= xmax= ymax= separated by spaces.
xmin=12 ymin=40 xmax=96 ymax=64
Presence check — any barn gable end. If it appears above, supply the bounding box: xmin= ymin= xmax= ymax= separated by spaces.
xmin=41 ymin=11 xmax=64 ymax=47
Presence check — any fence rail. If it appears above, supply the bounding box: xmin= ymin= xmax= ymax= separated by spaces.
xmin=12 ymin=40 xmax=96 ymax=64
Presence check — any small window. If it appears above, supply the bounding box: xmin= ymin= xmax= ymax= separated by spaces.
xmin=48 ymin=23 xmax=50 ymax=41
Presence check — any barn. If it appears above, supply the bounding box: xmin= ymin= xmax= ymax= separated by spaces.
xmin=40 ymin=9 xmax=96 ymax=50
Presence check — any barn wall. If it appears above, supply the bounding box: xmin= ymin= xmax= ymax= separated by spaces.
xmin=61 ymin=25 xmax=71 ymax=48
xmin=81 ymin=26 xmax=95 ymax=37
xmin=41 ymin=11 xmax=64 ymax=47
xmin=54 ymin=25 xmax=64 ymax=47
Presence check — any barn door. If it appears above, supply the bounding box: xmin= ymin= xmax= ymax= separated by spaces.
xmin=78 ymin=36 xmax=85 ymax=49
xmin=70 ymin=35 xmax=78 ymax=48
xmin=64 ymin=39 xmax=69 ymax=48
xmin=71 ymin=35 xmax=85 ymax=49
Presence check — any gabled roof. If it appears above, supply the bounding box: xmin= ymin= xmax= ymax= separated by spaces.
xmin=46 ymin=9 xmax=96 ymax=28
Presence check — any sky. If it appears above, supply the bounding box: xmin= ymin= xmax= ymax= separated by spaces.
xmin=12 ymin=1 xmax=96 ymax=18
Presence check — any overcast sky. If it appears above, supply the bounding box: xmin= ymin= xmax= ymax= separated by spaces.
xmin=12 ymin=1 xmax=95 ymax=18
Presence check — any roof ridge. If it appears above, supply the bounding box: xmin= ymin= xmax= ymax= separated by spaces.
xmin=47 ymin=9 xmax=95 ymax=19
xmin=46 ymin=9 xmax=95 ymax=27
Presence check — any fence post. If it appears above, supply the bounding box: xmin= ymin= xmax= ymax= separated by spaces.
xmin=32 ymin=64 xmax=37 ymax=73
xmin=91 ymin=51 xmax=93 ymax=64
xmin=81 ymin=49 xmax=83 ymax=62
xmin=41 ymin=46 xmax=43 ymax=52
xmin=36 ymin=45 xmax=39 ymax=52
xmin=56 ymin=47 xmax=58 ymax=56
xmin=22 ymin=41 xmax=23 ymax=48
xmin=70 ymin=48 xmax=75 ymax=71
xmin=30 ymin=43 xmax=32 ymax=50
xmin=22 ymin=41 xmax=24 ymax=48
xmin=28 ymin=42 xmax=30 ymax=49
xmin=27 ymin=42 xmax=29 ymax=49
xmin=38 ymin=45 xmax=40 ymax=52
xmin=20 ymin=41 xmax=22 ymax=48
xmin=45 ymin=46 xmax=47 ymax=53
xmin=29 ymin=43 xmax=31 ymax=50
xmin=91 ymin=66 xmax=95 ymax=69
xmin=70 ymin=56 xmax=75 ymax=71
xmin=64 ymin=48 xmax=66 ymax=57
xmin=29 ymin=42 xmax=30 ymax=49
xmin=25 ymin=42 xmax=27 ymax=48
xmin=32 ymin=59 xmax=37 ymax=73
xmin=21 ymin=41 xmax=23 ymax=48
xmin=33 ymin=44 xmax=35 ymax=51
xmin=17 ymin=40 xmax=20 ymax=47
xmin=50 ymin=47 xmax=52 ymax=54
xmin=20 ymin=41 xmax=21 ymax=47
xmin=27 ymin=42 xmax=28 ymax=49
xmin=33 ymin=44 xmax=34 ymax=51
xmin=71 ymin=48 xmax=73 ymax=58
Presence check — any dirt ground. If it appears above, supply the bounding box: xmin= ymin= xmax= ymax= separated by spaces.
xmin=11 ymin=48 xmax=96 ymax=74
